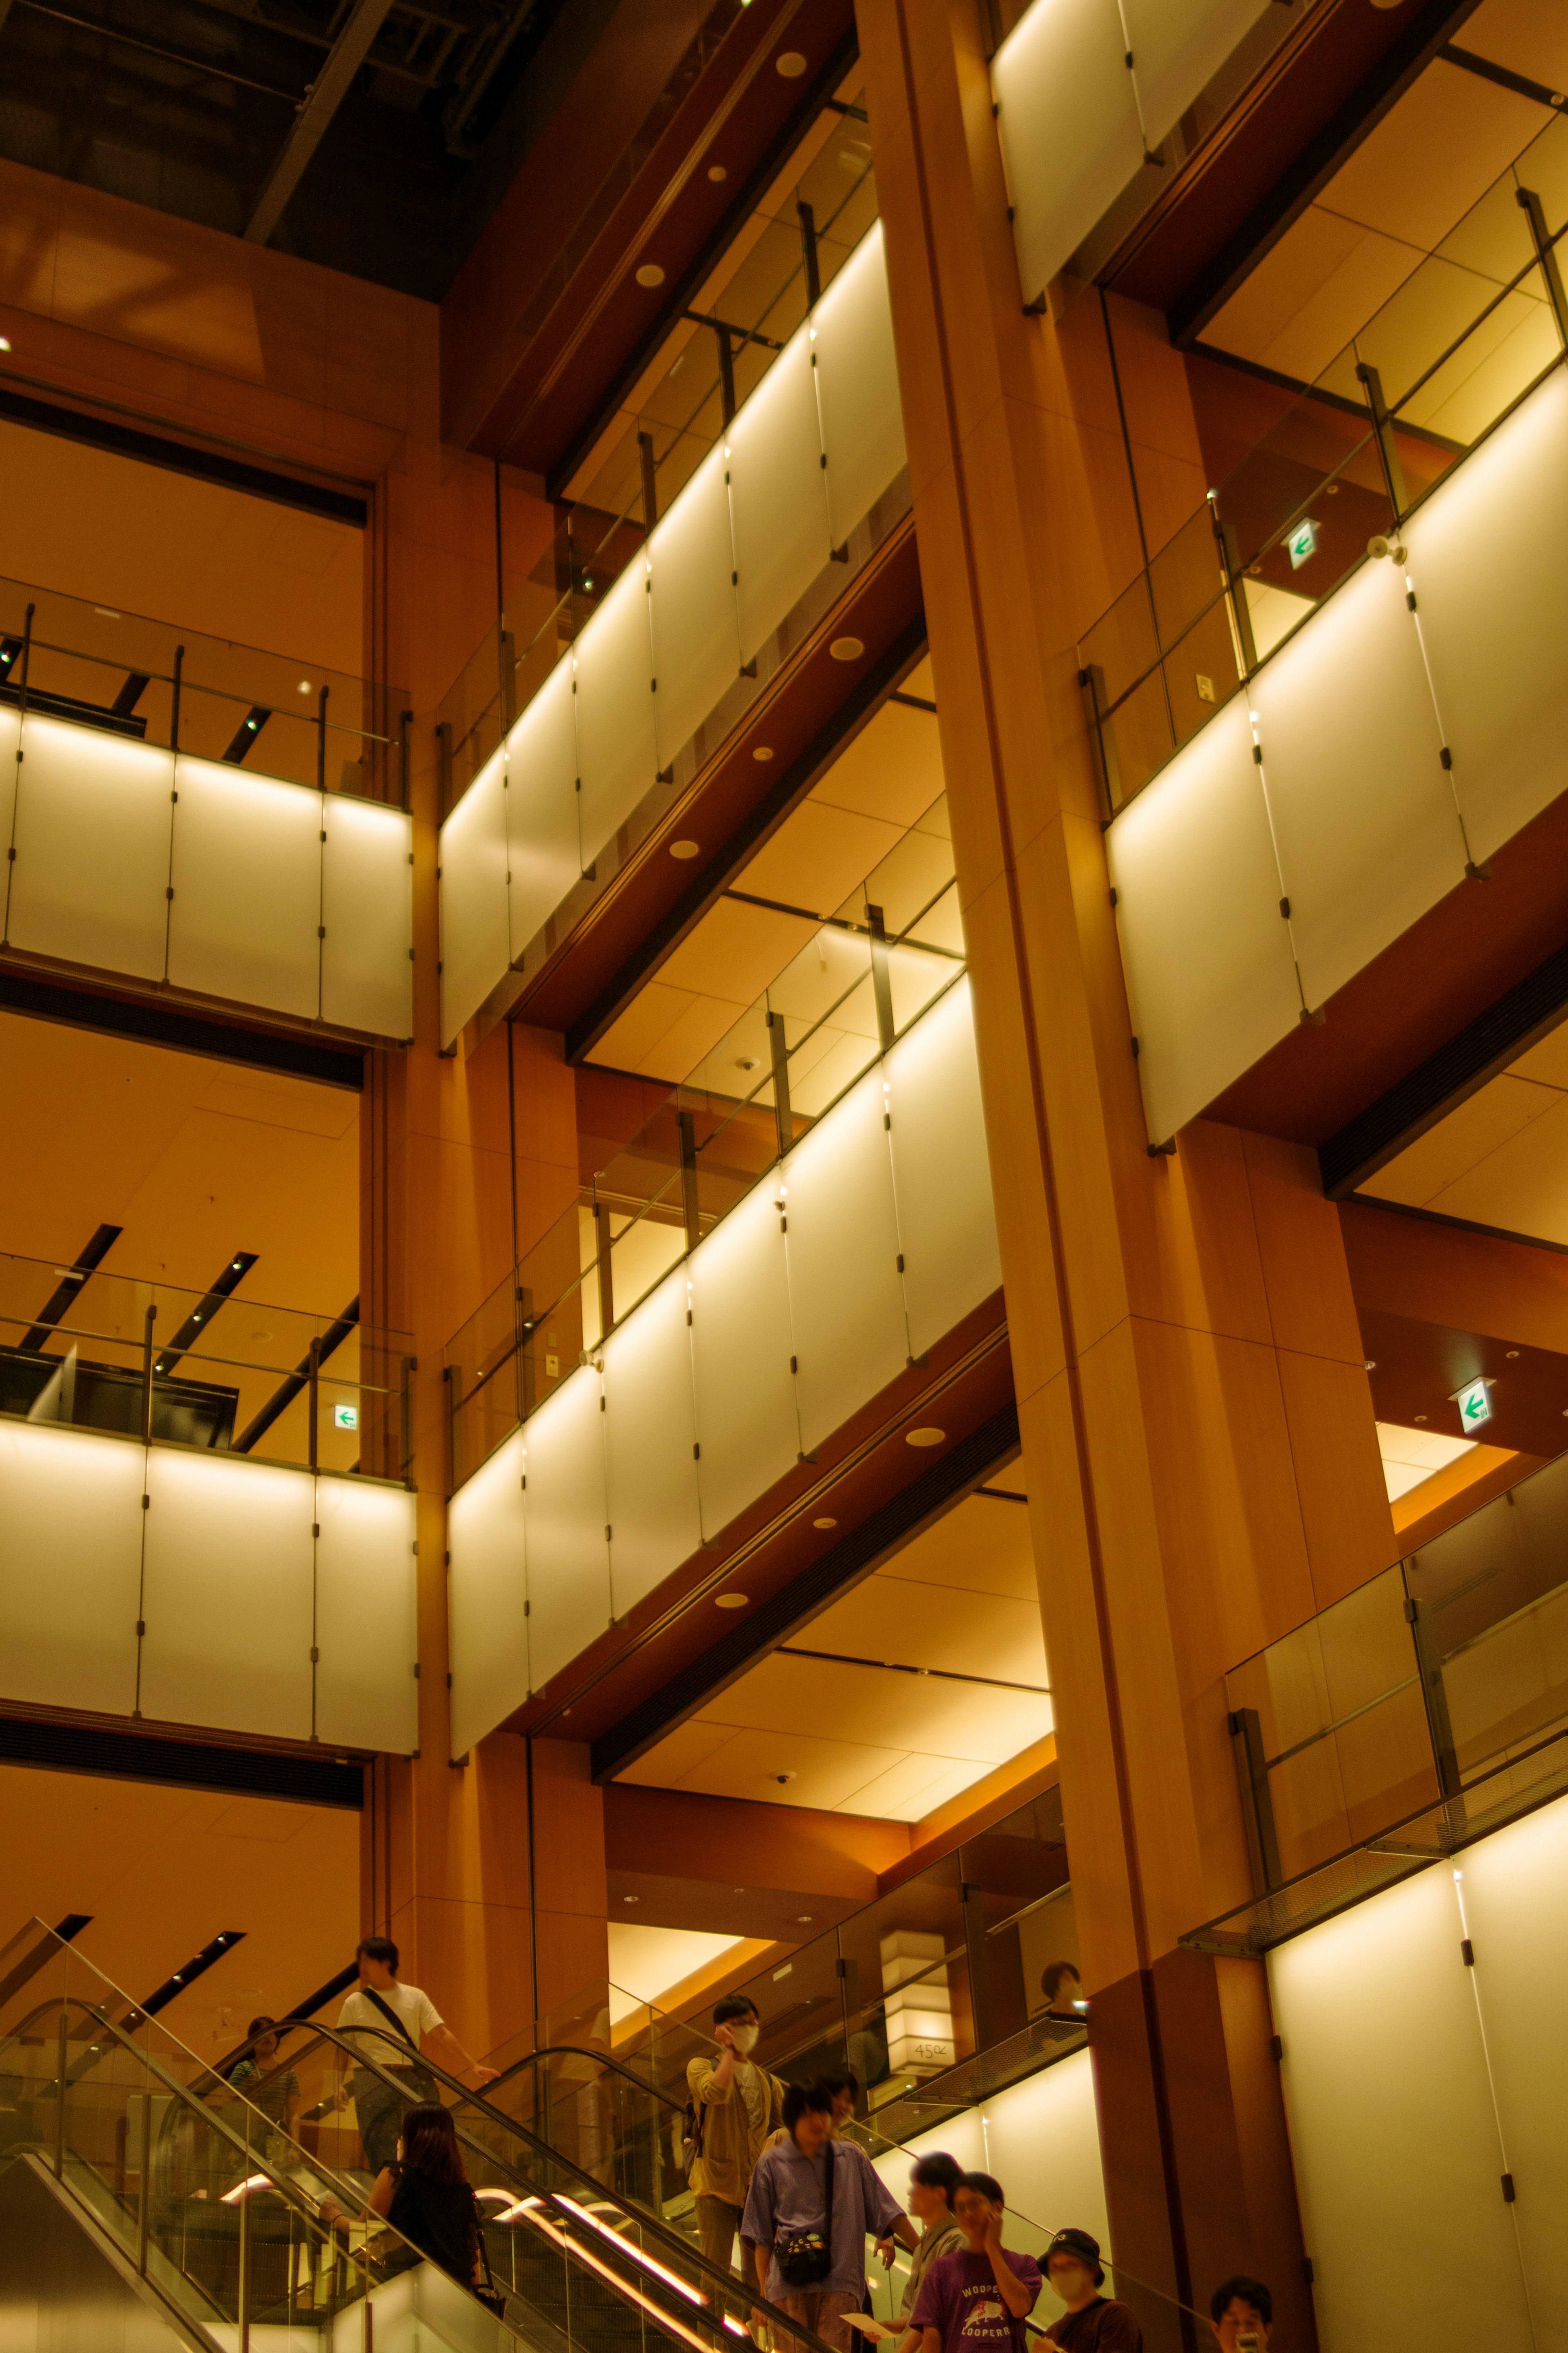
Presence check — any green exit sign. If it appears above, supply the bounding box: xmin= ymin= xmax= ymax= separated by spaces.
xmin=1456 ymin=1378 xmax=1492 ymax=1433
xmin=1286 ymin=517 xmax=1319 ymax=569
xmin=334 ymin=1402 xmax=359 ymax=1431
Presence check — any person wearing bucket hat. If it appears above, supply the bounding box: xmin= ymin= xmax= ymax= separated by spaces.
xmin=1042 ymin=2231 xmax=1141 ymax=2351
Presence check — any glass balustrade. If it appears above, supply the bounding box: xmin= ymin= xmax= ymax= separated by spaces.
xmin=1191 ymin=1447 xmax=1568 ymax=1954
xmin=0 ymin=571 xmax=408 ymax=803
xmin=436 ymin=95 xmax=878 ymax=817
xmin=1080 ymin=115 xmax=1568 ymax=812
xmin=444 ymin=791 xmax=962 ymax=1486
xmin=0 ymin=1245 xmax=412 ymax=1481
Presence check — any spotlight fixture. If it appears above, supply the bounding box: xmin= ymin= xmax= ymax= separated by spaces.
xmin=636 ymin=263 xmax=666 ymax=288
xmin=716 ymin=1592 xmax=749 ymax=1609
xmin=813 ymin=1516 xmax=837 ymax=1530
xmin=906 ymin=1427 xmax=945 ymax=1447
xmin=670 ymin=839 xmax=701 ymax=859
xmin=829 ymin=636 xmax=865 ymax=662
xmin=753 ymin=745 xmax=775 ymax=761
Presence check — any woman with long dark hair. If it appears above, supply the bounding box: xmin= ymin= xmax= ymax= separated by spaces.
xmin=371 ymin=2103 xmax=488 ymax=2288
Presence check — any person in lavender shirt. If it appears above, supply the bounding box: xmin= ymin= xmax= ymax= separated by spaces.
xmin=742 ymin=2080 xmax=917 ymax=2353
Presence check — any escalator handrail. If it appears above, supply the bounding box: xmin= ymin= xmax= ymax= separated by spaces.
xmin=176 ymin=2015 xmax=849 ymax=2353
xmin=474 ymin=2041 xmax=686 ymax=2117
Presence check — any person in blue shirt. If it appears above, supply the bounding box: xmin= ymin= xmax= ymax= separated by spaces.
xmin=742 ymin=2079 xmax=915 ymax=2351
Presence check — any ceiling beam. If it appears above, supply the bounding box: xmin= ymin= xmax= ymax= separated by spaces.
xmin=245 ymin=0 xmax=396 ymax=245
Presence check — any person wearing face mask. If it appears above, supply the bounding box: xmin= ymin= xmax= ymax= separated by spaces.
xmin=1209 ymin=2276 xmax=1271 ymax=2353
xmin=1040 ymin=2230 xmax=1140 ymax=2351
xmin=687 ymin=1994 xmax=785 ymax=2277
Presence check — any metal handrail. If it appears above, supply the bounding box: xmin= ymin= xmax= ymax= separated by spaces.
xmin=185 ymin=2014 xmax=846 ymax=2353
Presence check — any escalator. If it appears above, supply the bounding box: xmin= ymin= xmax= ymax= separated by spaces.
xmin=0 ymin=1918 xmax=840 ymax=2353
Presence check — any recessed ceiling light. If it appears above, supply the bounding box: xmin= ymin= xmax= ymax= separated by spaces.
xmin=830 ymin=636 xmax=865 ymax=662
xmin=716 ymin=1592 xmax=749 ymax=1608
xmin=906 ymin=1427 xmax=945 ymax=1447
xmin=736 ymin=1055 xmax=760 ymax=1072
xmin=623 ymin=1894 xmax=639 ymax=1903
xmin=776 ymin=50 xmax=807 ymax=76
xmin=753 ymin=745 xmax=775 ymax=761
xmin=0 ymin=337 xmax=11 ymax=352
xmin=1414 ymin=1414 xmax=1428 ymax=1423
xmin=813 ymin=1516 xmax=837 ymax=1530
xmin=708 ymin=164 xmax=728 ymax=183
xmin=298 ymin=680 xmax=312 ymax=694
xmin=796 ymin=1913 xmax=814 ymax=1923
xmin=670 ymin=839 xmax=701 ymax=859
xmin=1507 ymin=1349 xmax=1520 ymax=1359
xmin=635 ymin=263 xmax=666 ymax=288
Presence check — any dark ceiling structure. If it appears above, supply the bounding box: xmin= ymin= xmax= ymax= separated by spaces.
xmin=0 ymin=0 xmax=588 ymax=297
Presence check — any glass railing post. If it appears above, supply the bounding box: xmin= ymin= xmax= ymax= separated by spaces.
xmin=678 ymin=1113 xmax=702 ymax=1250
xmin=137 ymin=2069 xmax=152 ymax=2275
xmin=308 ymin=1333 xmax=321 ymax=1474
xmin=316 ymin=683 xmax=330 ymax=793
xmin=1077 ymin=662 xmax=1120 ymax=816
xmin=1355 ymin=359 xmax=1408 ymax=522
xmin=402 ymin=1352 xmax=416 ymax=1486
xmin=171 ymin=642 xmax=183 ymax=752
xmin=766 ymin=1011 xmax=794 ymax=1160
xmin=866 ymin=906 xmax=896 ymax=1051
xmin=141 ymin=1302 xmax=157 ymax=1444
xmin=238 ymin=2164 xmax=253 ymax=2353
xmin=1405 ymin=1581 xmax=1463 ymax=1801
xmin=1517 ymin=187 xmax=1568 ymax=350
xmin=53 ymin=2006 xmax=67 ymax=2178
xmin=1228 ymin=1705 xmax=1283 ymax=1892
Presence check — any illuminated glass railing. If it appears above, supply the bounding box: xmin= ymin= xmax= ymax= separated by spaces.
xmin=443 ymin=785 xmax=961 ymax=1481
xmin=0 ymin=582 xmax=413 ymax=1040
xmin=1187 ymin=1447 xmax=1568 ymax=1956
xmin=436 ymin=218 xmax=908 ymax=1048
xmin=1107 ymin=337 xmax=1568 ymax=1142
xmin=446 ymin=972 xmax=1001 ymax=1751
xmin=437 ymin=92 xmax=877 ymax=814
xmin=992 ymin=0 xmax=1280 ymax=305
xmin=0 ymin=1253 xmax=417 ymax=1752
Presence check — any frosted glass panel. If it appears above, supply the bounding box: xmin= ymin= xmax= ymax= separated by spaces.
xmin=1107 ymin=699 xmax=1298 ymax=1142
xmin=993 ymin=0 xmax=1143 ymax=303
xmin=439 ymin=746 xmax=510 ymax=1048
xmin=813 ymin=223 xmax=906 ymax=548
xmin=1124 ymin=0 xmax=1272 ymax=147
xmin=1404 ymin=368 xmax=1568 ymax=865
xmin=886 ymin=978 xmax=1003 ymax=1356
xmin=1252 ymin=558 xmax=1464 ymax=1011
xmin=689 ymin=1179 xmax=800 ymax=1540
xmin=649 ymin=442 xmax=741 ymax=767
xmin=1270 ymin=1869 xmax=1529 ymax=2353
xmin=0 ymin=1422 xmax=143 ymax=1717
xmin=522 ymin=1367 xmax=610 ymax=1695
xmin=574 ymin=559 xmax=658 ymax=871
xmin=167 ymin=758 xmax=322 ymax=1020
xmin=506 ymin=652 xmax=581 ymax=956
xmin=140 ymin=1451 xmax=315 ymax=1740
xmin=9 ymin=719 xmax=173 ymax=980
xmin=603 ymin=1267 xmax=701 ymax=1620
xmin=727 ymin=327 xmax=832 ymax=664
xmin=320 ymin=794 xmax=413 ymax=1038
xmin=782 ymin=1065 xmax=909 ymax=1454
xmin=981 ymin=2057 xmax=1109 ymax=2318
xmin=447 ymin=1428 xmax=528 ymax=1758
xmin=1451 ymin=1795 xmax=1568 ymax=2347
xmin=313 ymin=1478 xmax=417 ymax=1753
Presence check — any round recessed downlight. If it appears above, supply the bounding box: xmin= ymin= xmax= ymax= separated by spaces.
xmin=623 ymin=1894 xmax=639 ymax=1903
xmin=776 ymin=50 xmax=807 ymax=76
xmin=716 ymin=1592 xmax=749 ymax=1609
xmin=830 ymin=635 xmax=864 ymax=662
xmin=708 ymin=164 xmax=728 ymax=183
xmin=635 ymin=263 xmax=666 ymax=288
xmin=813 ymin=1516 xmax=837 ymax=1530
xmin=906 ymin=1426 xmax=946 ymax=1447
xmin=670 ymin=839 xmax=701 ymax=859
xmin=753 ymin=744 xmax=775 ymax=761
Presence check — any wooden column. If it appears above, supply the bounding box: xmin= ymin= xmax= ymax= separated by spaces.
xmin=856 ymin=0 xmax=1394 ymax=2339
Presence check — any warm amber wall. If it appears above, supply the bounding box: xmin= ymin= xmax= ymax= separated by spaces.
xmin=0 ymin=1761 xmax=359 ymax=2046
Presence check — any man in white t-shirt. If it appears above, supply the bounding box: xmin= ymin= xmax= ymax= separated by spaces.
xmin=337 ymin=1935 xmax=497 ymax=2174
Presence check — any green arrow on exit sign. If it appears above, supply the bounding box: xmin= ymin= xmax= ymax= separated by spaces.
xmin=1457 ymin=1377 xmax=1492 ymax=1432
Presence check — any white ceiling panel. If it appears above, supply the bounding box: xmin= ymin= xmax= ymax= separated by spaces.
xmin=886 ymin=1492 xmax=1038 ymax=1599
xmin=796 ymin=1578 xmax=1049 ymax=1687
xmin=811 ymin=701 xmax=946 ymax=830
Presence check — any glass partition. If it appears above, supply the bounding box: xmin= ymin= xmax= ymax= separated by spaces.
xmin=1196 ymin=1448 xmax=1568 ymax=1953
xmin=0 ymin=571 xmax=407 ymax=804
xmin=0 ymin=1245 xmax=412 ymax=1482
xmin=1080 ymin=116 xmax=1568 ymax=810
xmin=444 ymin=789 xmax=962 ymax=1485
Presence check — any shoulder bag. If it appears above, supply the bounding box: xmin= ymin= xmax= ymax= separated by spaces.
xmin=775 ymin=2139 xmax=836 ymax=2288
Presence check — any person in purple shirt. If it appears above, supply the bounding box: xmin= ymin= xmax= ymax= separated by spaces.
xmin=911 ymin=2171 xmax=1042 ymax=2353
xmin=742 ymin=2080 xmax=915 ymax=2352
